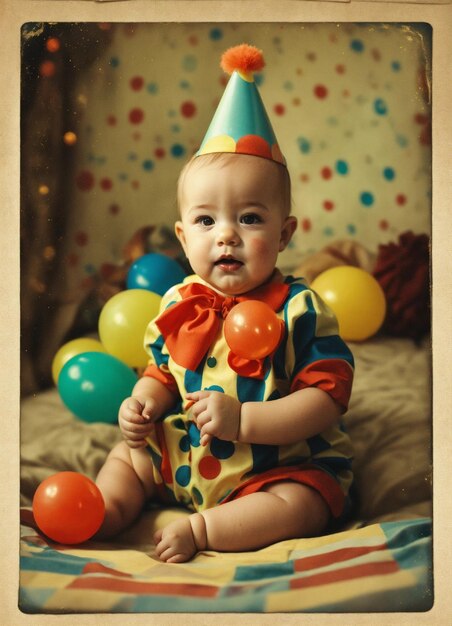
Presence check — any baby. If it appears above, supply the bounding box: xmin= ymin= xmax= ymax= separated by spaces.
xmin=95 ymin=45 xmax=354 ymax=563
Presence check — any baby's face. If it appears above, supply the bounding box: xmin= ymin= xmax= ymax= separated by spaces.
xmin=175 ymin=154 xmax=297 ymax=295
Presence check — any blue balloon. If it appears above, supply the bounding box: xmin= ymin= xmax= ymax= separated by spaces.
xmin=58 ymin=352 xmax=138 ymax=424
xmin=126 ymin=253 xmax=186 ymax=296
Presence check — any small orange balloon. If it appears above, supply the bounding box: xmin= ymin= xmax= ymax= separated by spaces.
xmin=224 ymin=300 xmax=282 ymax=359
xmin=33 ymin=472 xmax=105 ymax=544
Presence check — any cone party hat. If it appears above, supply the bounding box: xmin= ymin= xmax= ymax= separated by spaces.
xmin=196 ymin=44 xmax=286 ymax=165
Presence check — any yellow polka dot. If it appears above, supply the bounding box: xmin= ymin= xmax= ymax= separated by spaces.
xmin=237 ymin=70 xmax=254 ymax=83
xmin=199 ymin=135 xmax=236 ymax=155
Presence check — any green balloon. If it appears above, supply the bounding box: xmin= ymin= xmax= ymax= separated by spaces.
xmin=58 ymin=352 xmax=138 ymax=424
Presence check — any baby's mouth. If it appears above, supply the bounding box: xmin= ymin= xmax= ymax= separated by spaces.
xmin=214 ymin=257 xmax=244 ymax=271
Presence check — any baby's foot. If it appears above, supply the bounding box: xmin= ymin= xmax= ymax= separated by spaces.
xmin=153 ymin=513 xmax=207 ymax=563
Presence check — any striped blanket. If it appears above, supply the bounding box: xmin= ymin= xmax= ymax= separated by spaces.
xmin=20 ymin=512 xmax=432 ymax=613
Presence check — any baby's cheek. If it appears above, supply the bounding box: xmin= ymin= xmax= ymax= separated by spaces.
xmin=250 ymin=238 xmax=272 ymax=255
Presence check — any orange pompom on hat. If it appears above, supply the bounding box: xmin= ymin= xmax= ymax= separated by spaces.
xmin=196 ymin=44 xmax=286 ymax=165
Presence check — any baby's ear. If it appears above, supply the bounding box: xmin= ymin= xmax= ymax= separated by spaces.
xmin=174 ymin=221 xmax=188 ymax=254
xmin=279 ymin=216 xmax=298 ymax=251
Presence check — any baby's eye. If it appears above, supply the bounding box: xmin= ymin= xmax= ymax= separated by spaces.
xmin=240 ymin=213 xmax=262 ymax=225
xmin=196 ymin=215 xmax=215 ymax=227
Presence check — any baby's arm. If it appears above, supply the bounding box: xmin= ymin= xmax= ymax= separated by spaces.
xmin=239 ymin=387 xmax=341 ymax=445
xmin=187 ymin=386 xmax=341 ymax=446
xmin=119 ymin=376 xmax=178 ymax=448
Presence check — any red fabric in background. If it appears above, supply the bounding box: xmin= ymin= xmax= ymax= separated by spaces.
xmin=373 ymin=231 xmax=430 ymax=340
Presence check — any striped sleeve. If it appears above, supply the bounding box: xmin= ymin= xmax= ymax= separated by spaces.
xmin=141 ymin=283 xmax=183 ymax=394
xmin=284 ymin=281 xmax=354 ymax=412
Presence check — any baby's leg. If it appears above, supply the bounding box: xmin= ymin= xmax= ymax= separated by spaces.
xmin=197 ymin=481 xmax=330 ymax=552
xmin=95 ymin=440 xmax=156 ymax=539
xmin=154 ymin=481 xmax=330 ymax=562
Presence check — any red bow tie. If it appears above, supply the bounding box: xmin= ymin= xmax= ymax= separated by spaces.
xmin=155 ymin=279 xmax=289 ymax=379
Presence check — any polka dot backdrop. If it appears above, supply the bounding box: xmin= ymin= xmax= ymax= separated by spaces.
xmin=65 ymin=23 xmax=431 ymax=292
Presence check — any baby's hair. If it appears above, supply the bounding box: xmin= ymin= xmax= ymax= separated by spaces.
xmin=177 ymin=152 xmax=292 ymax=216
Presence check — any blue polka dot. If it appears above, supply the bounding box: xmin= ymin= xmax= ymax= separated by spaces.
xmin=209 ymin=28 xmax=223 ymax=41
xmin=204 ymin=385 xmax=224 ymax=393
xmin=174 ymin=418 xmax=185 ymax=430
xmin=347 ymin=224 xmax=357 ymax=235
xmin=297 ymin=137 xmax=311 ymax=154
xmin=391 ymin=61 xmax=401 ymax=72
xmin=374 ymin=98 xmax=388 ymax=115
xmin=188 ymin=422 xmax=201 ymax=447
xmin=210 ymin=438 xmax=235 ymax=460
xmin=84 ymin=263 xmax=96 ymax=275
xmin=323 ymin=226 xmax=335 ymax=237
xmin=336 ymin=160 xmax=349 ymax=175
xmin=109 ymin=56 xmax=120 ymax=67
xmin=396 ymin=134 xmax=408 ymax=148
xmin=171 ymin=124 xmax=181 ymax=133
xmin=171 ymin=144 xmax=186 ymax=158
xmin=147 ymin=82 xmax=158 ymax=94
xmin=175 ymin=465 xmax=191 ymax=487
xmin=360 ymin=191 xmax=375 ymax=206
xmin=350 ymin=39 xmax=364 ymax=52
xmin=192 ymin=487 xmax=203 ymax=505
xmin=179 ymin=80 xmax=191 ymax=89
xmin=182 ymin=55 xmax=198 ymax=72
xmin=128 ymin=152 xmax=137 ymax=161
xmin=283 ymin=81 xmax=294 ymax=91
xmin=383 ymin=167 xmax=395 ymax=181
xmin=207 ymin=357 xmax=217 ymax=368
xmin=179 ymin=434 xmax=190 ymax=452
xmin=142 ymin=159 xmax=154 ymax=171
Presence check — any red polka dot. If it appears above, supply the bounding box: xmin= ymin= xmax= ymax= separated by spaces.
xmin=154 ymin=147 xmax=166 ymax=159
xmin=274 ymin=104 xmax=286 ymax=116
xmin=372 ymin=49 xmax=381 ymax=62
xmin=301 ymin=218 xmax=312 ymax=232
xmin=181 ymin=101 xmax=196 ymax=118
xmin=335 ymin=64 xmax=346 ymax=74
xmin=219 ymin=75 xmax=228 ymax=87
xmin=130 ymin=76 xmax=144 ymax=91
xmin=132 ymin=132 xmax=142 ymax=141
xmin=236 ymin=135 xmax=272 ymax=160
xmin=198 ymin=456 xmax=221 ymax=480
xmin=379 ymin=219 xmax=389 ymax=230
xmin=75 ymin=231 xmax=88 ymax=246
xmin=107 ymin=114 xmax=117 ymax=126
xmin=396 ymin=194 xmax=407 ymax=205
xmin=100 ymin=178 xmax=113 ymax=191
xmin=129 ymin=108 xmax=144 ymax=124
xmin=292 ymin=97 xmax=301 ymax=106
xmin=131 ymin=180 xmax=140 ymax=189
xmin=314 ymin=85 xmax=328 ymax=99
xmin=321 ymin=166 xmax=333 ymax=180
xmin=414 ymin=113 xmax=429 ymax=125
xmin=109 ymin=203 xmax=120 ymax=215
xmin=323 ymin=200 xmax=335 ymax=211
xmin=76 ymin=170 xmax=95 ymax=191
xmin=66 ymin=253 xmax=79 ymax=266
xmin=39 ymin=60 xmax=56 ymax=78
xmin=188 ymin=35 xmax=198 ymax=46
xmin=300 ymin=173 xmax=310 ymax=183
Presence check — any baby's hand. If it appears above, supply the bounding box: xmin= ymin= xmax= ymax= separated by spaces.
xmin=118 ymin=396 xmax=158 ymax=448
xmin=186 ymin=391 xmax=241 ymax=446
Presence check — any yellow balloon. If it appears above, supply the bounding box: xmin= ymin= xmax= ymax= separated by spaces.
xmin=52 ymin=338 xmax=106 ymax=385
xmin=310 ymin=266 xmax=386 ymax=342
xmin=98 ymin=289 xmax=162 ymax=368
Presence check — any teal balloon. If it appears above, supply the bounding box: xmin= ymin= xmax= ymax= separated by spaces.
xmin=126 ymin=253 xmax=186 ymax=296
xmin=58 ymin=352 xmax=138 ymax=424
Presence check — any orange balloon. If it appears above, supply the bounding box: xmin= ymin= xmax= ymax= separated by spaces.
xmin=33 ymin=472 xmax=105 ymax=544
xmin=224 ymin=300 xmax=282 ymax=359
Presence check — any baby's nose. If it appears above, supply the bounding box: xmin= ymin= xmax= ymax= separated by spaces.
xmin=216 ymin=224 xmax=240 ymax=246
